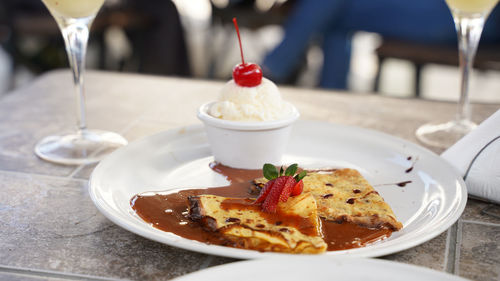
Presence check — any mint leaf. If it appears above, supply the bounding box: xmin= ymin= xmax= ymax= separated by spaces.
xmin=285 ymin=164 xmax=298 ymax=176
xmin=294 ymin=170 xmax=307 ymax=182
xmin=263 ymin=164 xmax=278 ymax=180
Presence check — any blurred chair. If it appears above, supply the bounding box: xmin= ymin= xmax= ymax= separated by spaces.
xmin=120 ymin=0 xmax=190 ymax=76
xmin=0 ymin=0 xmax=190 ymax=90
xmin=374 ymin=38 xmax=500 ymax=97
xmin=262 ymin=0 xmax=500 ymax=93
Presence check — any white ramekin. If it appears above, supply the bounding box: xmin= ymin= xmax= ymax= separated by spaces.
xmin=197 ymin=102 xmax=300 ymax=169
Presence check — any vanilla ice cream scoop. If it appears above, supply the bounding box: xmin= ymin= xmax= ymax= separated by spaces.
xmin=200 ymin=18 xmax=298 ymax=168
xmin=208 ymin=78 xmax=294 ymax=122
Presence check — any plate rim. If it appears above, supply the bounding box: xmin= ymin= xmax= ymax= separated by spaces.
xmin=170 ymin=257 xmax=469 ymax=281
xmin=89 ymin=120 xmax=467 ymax=259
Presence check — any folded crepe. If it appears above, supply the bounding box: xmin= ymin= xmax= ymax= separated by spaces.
xmin=255 ymin=169 xmax=403 ymax=231
xmin=188 ymin=193 xmax=327 ymax=254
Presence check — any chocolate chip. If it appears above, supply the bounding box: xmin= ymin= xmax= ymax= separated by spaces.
xmin=325 ymin=183 xmax=333 ymax=187
xmin=275 ymin=221 xmax=282 ymax=226
xmin=279 ymin=228 xmax=290 ymax=232
xmin=353 ymin=189 xmax=361 ymax=194
xmin=225 ymin=218 xmax=240 ymax=223
xmin=346 ymin=198 xmax=355 ymax=204
xmin=322 ymin=193 xmax=333 ymax=199
xmin=256 ymin=224 xmax=265 ymax=228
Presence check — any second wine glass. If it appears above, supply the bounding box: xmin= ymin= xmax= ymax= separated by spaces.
xmin=35 ymin=0 xmax=127 ymax=165
xmin=416 ymin=0 xmax=499 ymax=149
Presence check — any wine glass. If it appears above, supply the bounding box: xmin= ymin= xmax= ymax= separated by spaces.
xmin=35 ymin=0 xmax=127 ymax=165
xmin=416 ymin=0 xmax=499 ymax=149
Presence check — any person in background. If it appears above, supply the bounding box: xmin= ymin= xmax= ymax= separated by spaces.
xmin=262 ymin=0 xmax=500 ymax=89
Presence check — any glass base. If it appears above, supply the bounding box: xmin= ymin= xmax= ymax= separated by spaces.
xmin=416 ymin=119 xmax=477 ymax=149
xmin=35 ymin=129 xmax=128 ymax=165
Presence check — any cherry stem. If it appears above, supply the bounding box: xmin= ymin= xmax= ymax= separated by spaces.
xmin=232 ymin=17 xmax=245 ymax=64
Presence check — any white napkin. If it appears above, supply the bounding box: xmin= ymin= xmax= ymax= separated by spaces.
xmin=441 ymin=109 xmax=500 ymax=204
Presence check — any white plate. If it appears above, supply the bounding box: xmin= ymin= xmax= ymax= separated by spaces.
xmin=171 ymin=257 xmax=468 ymax=281
xmin=89 ymin=120 xmax=467 ymax=259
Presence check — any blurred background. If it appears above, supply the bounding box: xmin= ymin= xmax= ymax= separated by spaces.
xmin=0 ymin=0 xmax=499 ymax=102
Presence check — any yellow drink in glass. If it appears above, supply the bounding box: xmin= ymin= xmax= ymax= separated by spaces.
xmin=42 ymin=0 xmax=105 ymax=19
xmin=445 ymin=0 xmax=499 ymax=14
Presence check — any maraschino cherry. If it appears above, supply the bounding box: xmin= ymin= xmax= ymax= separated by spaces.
xmin=232 ymin=17 xmax=262 ymax=87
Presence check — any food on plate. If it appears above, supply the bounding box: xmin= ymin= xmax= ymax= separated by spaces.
xmin=207 ymin=18 xmax=294 ymax=122
xmin=254 ymin=168 xmax=402 ymax=231
xmin=188 ymin=193 xmax=327 ymax=253
xmin=131 ymin=162 xmax=402 ymax=254
xmin=253 ymin=163 xmax=307 ymax=213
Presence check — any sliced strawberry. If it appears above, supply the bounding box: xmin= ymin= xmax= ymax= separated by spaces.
xmin=262 ymin=177 xmax=287 ymax=213
xmin=279 ymin=176 xmax=296 ymax=202
xmin=257 ymin=163 xmax=307 ymax=212
xmin=291 ymin=180 xmax=303 ymax=196
xmin=254 ymin=179 xmax=275 ymax=204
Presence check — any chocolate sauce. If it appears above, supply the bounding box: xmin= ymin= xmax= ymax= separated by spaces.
xmin=322 ymin=220 xmax=391 ymax=251
xmin=405 ymin=156 xmax=418 ymax=173
xmin=209 ymin=162 xmax=263 ymax=183
xmin=374 ymin=180 xmax=413 ymax=188
xmin=397 ymin=180 xmax=412 ymax=187
xmin=131 ymin=163 xmax=392 ymax=252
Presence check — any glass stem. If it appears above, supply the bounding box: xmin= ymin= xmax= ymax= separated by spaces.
xmin=58 ymin=17 xmax=94 ymax=134
xmin=453 ymin=13 xmax=485 ymax=125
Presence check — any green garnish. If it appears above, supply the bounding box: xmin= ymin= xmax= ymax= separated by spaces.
xmin=263 ymin=163 xmax=278 ymax=180
xmin=263 ymin=163 xmax=306 ymax=181
xmin=294 ymin=170 xmax=307 ymax=182
xmin=285 ymin=164 xmax=298 ymax=176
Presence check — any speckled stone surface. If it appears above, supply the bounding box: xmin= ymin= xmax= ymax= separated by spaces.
xmin=1 ymin=70 xmax=499 ymax=280
xmin=384 ymin=231 xmax=449 ymax=271
xmin=461 ymin=199 xmax=500 ymax=224
xmin=459 ymin=222 xmax=500 ymax=281
xmin=0 ymin=270 xmax=106 ymax=281
xmin=0 ymin=272 xmax=50 ymax=281
xmin=0 ymin=172 xmax=215 ymax=280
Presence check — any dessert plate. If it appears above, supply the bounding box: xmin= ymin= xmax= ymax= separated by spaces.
xmin=171 ymin=257 xmax=468 ymax=281
xmin=89 ymin=120 xmax=466 ymax=259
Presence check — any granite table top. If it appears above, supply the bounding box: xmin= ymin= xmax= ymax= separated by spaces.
xmin=1 ymin=70 xmax=499 ymax=281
